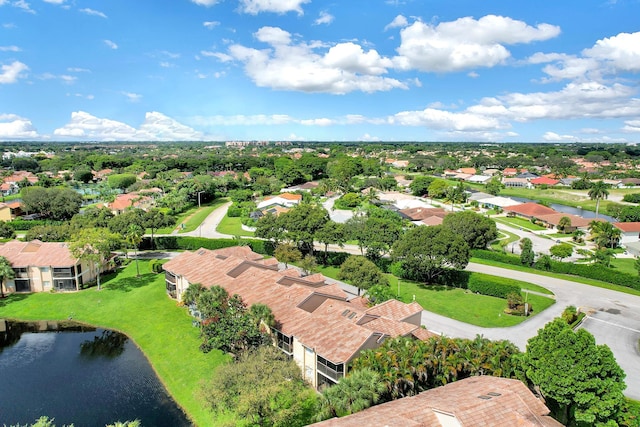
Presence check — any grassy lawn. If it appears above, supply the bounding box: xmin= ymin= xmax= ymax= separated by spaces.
xmin=610 ymin=258 xmax=638 ymax=276
xmin=490 ymin=229 xmax=519 ymax=252
xmin=0 ymin=261 xmax=227 ymax=426
xmin=179 ymin=199 xmax=226 ymax=233
xmin=216 ymin=215 xmax=255 ymax=237
xmin=498 ymin=187 xmax=623 ymax=214
xmin=317 ymin=266 xmax=555 ymax=327
xmin=471 ymin=257 xmax=640 ymax=297
xmin=495 ymin=216 xmax=547 ymax=231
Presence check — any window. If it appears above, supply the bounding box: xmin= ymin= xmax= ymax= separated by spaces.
xmin=274 ymin=330 xmax=292 ymax=354
xmin=14 ymin=279 xmax=30 ymax=292
xmin=317 ymin=355 xmax=344 ymax=382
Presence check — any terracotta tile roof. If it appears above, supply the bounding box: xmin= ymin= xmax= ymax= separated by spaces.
xmin=399 ymin=207 xmax=448 ymax=221
xmin=312 ymin=376 xmax=562 ymax=427
xmin=458 ymin=167 xmax=476 ymax=175
xmin=504 ymin=203 xmax=556 ymax=218
xmin=411 ymin=327 xmax=438 ymax=341
xmin=265 ymin=193 xmax=302 ymax=201
xmin=530 ymin=177 xmax=559 ymax=186
xmin=613 ymin=222 xmax=640 ymax=232
xmin=163 ymin=247 xmax=424 ymax=364
xmin=420 ymin=216 xmax=444 ymax=226
xmin=0 ymin=240 xmax=79 ymax=267
xmin=537 ymin=213 xmax=591 ymax=228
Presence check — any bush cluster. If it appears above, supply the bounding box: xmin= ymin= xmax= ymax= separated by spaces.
xmin=139 ymin=236 xmax=275 ymax=256
xmin=8 ymin=219 xmax=64 ymax=230
xmin=622 ymin=193 xmax=640 ymax=203
xmin=467 ymin=274 xmax=521 ymax=298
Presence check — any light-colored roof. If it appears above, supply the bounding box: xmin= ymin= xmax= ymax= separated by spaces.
xmin=476 ymin=196 xmax=522 ymax=208
xmin=312 ymin=376 xmax=562 ymax=427
xmin=0 ymin=240 xmax=79 ymax=267
xmin=265 ymin=193 xmax=302 ymax=201
xmin=399 ymin=207 xmax=448 ymax=221
xmin=613 ymin=222 xmax=640 ymax=232
xmin=163 ymin=247 xmax=423 ymax=364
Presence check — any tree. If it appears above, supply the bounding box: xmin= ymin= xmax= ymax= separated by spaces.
xmin=69 ymin=228 xmax=120 ymax=291
xmin=536 ymin=254 xmax=552 ymax=271
xmin=0 ymin=221 xmax=15 ymax=239
xmin=427 ymin=179 xmax=448 ymax=199
xmin=409 ymin=176 xmax=434 ymax=197
xmin=442 ymin=211 xmax=498 ymax=249
xmin=337 ymin=255 xmax=389 ymax=296
xmin=557 ymin=216 xmax=572 ymax=233
xmin=588 ymin=180 xmax=610 ymax=219
xmin=278 ymin=203 xmax=329 ymax=254
xmin=589 ymin=220 xmax=621 ymax=249
xmin=316 ymin=368 xmax=386 ymax=420
xmin=0 ymin=255 xmax=15 ymax=298
xmin=485 ymin=176 xmax=504 ymax=196
xmin=635 ymin=257 xmax=640 ymax=276
xmin=549 ymin=243 xmax=573 ymax=260
xmin=201 ymin=346 xmax=318 ymax=427
xmin=445 ymin=181 xmax=467 ymax=211
xmin=314 ymin=221 xmax=346 ymax=256
xmin=107 ymin=173 xmax=137 ymax=191
xmin=522 ymin=318 xmax=626 ymax=426
xmin=255 ymin=213 xmax=286 ymax=245
xmin=519 ymin=238 xmax=534 ymax=266
xmin=391 ymin=225 xmax=469 ymax=283
xmin=298 ymin=254 xmax=318 ymax=276
xmin=144 ymin=209 xmax=175 ymax=248
xmin=21 ymin=187 xmax=83 ymax=220
xmin=125 ymin=224 xmax=143 ymax=277
xmin=182 ymin=282 xmax=205 ymax=306
xmin=74 ymin=166 xmax=94 ymax=183
xmin=274 ymin=244 xmax=302 ymax=268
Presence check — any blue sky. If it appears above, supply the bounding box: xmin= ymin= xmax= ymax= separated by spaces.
xmin=1 ymin=0 xmax=639 ymax=143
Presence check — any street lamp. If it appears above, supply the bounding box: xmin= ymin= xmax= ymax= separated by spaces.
xmin=197 ymin=191 xmax=205 ymax=208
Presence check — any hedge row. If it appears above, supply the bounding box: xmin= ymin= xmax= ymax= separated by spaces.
xmin=7 ymin=219 xmax=65 ymax=230
xmin=472 ymin=249 xmax=640 ymax=291
xmin=467 ymin=274 xmax=521 ymax=299
xmin=139 ymin=236 xmax=275 ymax=256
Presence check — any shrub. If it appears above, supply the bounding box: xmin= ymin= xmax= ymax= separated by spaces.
xmin=467 ymin=274 xmax=521 ymax=299
xmin=622 ymin=193 xmax=640 ymax=204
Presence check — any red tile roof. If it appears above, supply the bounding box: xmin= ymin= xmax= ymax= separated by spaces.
xmin=163 ymin=247 xmax=424 ymax=364
xmin=312 ymin=376 xmax=562 ymax=427
xmin=530 ymin=177 xmax=560 ymax=186
xmin=399 ymin=207 xmax=448 ymax=221
xmin=0 ymin=240 xmax=79 ymax=267
xmin=504 ymin=202 xmax=556 ymax=218
xmin=536 ymin=213 xmax=592 ymax=228
xmin=613 ymin=222 xmax=640 ymax=232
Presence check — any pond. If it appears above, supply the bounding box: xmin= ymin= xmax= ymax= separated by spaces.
xmin=510 ymin=197 xmax=618 ymax=222
xmin=0 ymin=320 xmax=191 ymax=427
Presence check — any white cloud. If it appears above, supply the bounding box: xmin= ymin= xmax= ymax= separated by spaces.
xmin=389 ymin=108 xmax=503 ymax=131
xmin=384 ymin=15 xmax=408 ymax=31
xmin=583 ymin=31 xmax=640 ymax=72
xmin=54 ymin=111 xmax=207 ymax=141
xmin=543 ymin=132 xmax=576 ymax=141
xmin=104 ymin=40 xmax=118 ymax=50
xmin=360 ymin=133 xmax=381 ymax=141
xmin=3 ymin=23 xmax=17 ymax=29
xmin=0 ymin=61 xmax=28 ymax=84
xmin=13 ymin=0 xmax=34 ymax=14
xmin=203 ymin=21 xmax=220 ymax=29
xmin=300 ymin=118 xmax=333 ymax=126
xmin=239 ymin=0 xmax=310 ymax=15
xmin=0 ymin=45 xmax=20 ymax=52
xmin=394 ymin=15 xmax=560 ymax=72
xmin=80 ymin=8 xmax=107 ymax=18
xmin=623 ymin=120 xmax=640 ymax=133
xmin=191 ymin=0 xmax=219 ymax=6
xmin=43 ymin=0 xmax=65 ymax=3
xmin=122 ymin=92 xmax=142 ymax=102
xmin=314 ymin=11 xmax=334 ymax=26
xmin=0 ymin=113 xmax=38 ymax=139
xmin=217 ymin=26 xmax=406 ymax=94
xmin=67 ymin=67 xmax=90 ymax=73
xmin=39 ymin=72 xmax=76 ymax=84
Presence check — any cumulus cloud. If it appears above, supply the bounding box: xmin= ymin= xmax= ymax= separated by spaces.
xmin=12 ymin=0 xmax=35 ymax=14
xmin=393 ymin=15 xmax=560 ymax=72
xmin=314 ymin=11 xmax=334 ymax=25
xmin=80 ymin=8 xmax=107 ymax=18
xmin=104 ymin=40 xmax=118 ymax=50
xmin=384 ymin=15 xmax=408 ymax=31
xmin=583 ymin=31 xmax=640 ymax=72
xmin=390 ymin=108 xmax=503 ymax=131
xmin=213 ymin=26 xmax=406 ymax=94
xmin=543 ymin=132 xmax=576 ymax=141
xmin=239 ymin=0 xmax=310 ymax=15
xmin=623 ymin=120 xmax=640 ymax=133
xmin=0 ymin=113 xmax=38 ymax=139
xmin=0 ymin=61 xmax=28 ymax=84
xmin=53 ymin=111 xmax=208 ymax=141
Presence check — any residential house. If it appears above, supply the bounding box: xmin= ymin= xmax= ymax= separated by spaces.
xmin=476 ymin=196 xmax=522 ymax=210
xmin=312 ymin=376 xmax=562 ymax=427
xmin=398 ymin=207 xmax=449 ymax=226
xmin=536 ymin=213 xmax=593 ymax=232
xmin=105 ymin=192 xmax=155 ymax=215
xmin=613 ymin=222 xmax=640 ymax=245
xmin=530 ymin=177 xmax=560 ymax=187
xmin=0 ymin=201 xmax=22 ymax=221
xmin=502 ymin=177 xmax=532 ymax=189
xmin=281 ymin=182 xmax=319 ymax=193
xmin=465 ymin=175 xmax=492 ymax=184
xmin=0 ymin=182 xmax=19 ymax=197
xmin=256 ymin=193 xmax=302 ymax=209
xmin=0 ymin=240 xmax=99 ymax=293
xmin=504 ymin=203 xmax=556 ymax=220
xmin=162 ymin=246 xmax=427 ymax=389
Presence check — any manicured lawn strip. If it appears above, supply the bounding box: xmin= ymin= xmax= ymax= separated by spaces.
xmin=317 ymin=266 xmax=555 ymax=327
xmin=180 ymin=199 xmax=226 ymax=233
xmin=490 ymin=229 xmax=519 ymax=252
xmin=216 ymin=215 xmax=255 ymax=237
xmin=495 ymin=216 xmax=546 ymax=231
xmin=498 ymin=187 xmax=623 ymax=214
xmin=610 ymin=258 xmax=638 ymax=276
xmin=471 ymin=257 xmax=640 ymax=297
xmin=0 ymin=261 xmax=227 ymax=426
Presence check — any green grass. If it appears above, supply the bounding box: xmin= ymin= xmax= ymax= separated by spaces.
xmin=0 ymin=261 xmax=227 ymax=426
xmin=547 ymin=233 xmax=573 ymax=239
xmin=610 ymin=258 xmax=638 ymax=276
xmin=471 ymin=257 xmax=640 ymax=297
xmin=495 ymin=216 xmax=547 ymax=231
xmin=490 ymin=229 xmax=519 ymax=252
xmin=179 ymin=199 xmax=226 ymax=233
xmin=216 ymin=215 xmax=255 ymax=237
xmin=497 ymin=187 xmax=623 ymax=214
xmin=317 ymin=266 xmax=555 ymax=327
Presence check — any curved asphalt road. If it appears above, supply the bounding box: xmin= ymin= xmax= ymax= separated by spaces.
xmin=168 ymin=201 xmax=640 ymax=399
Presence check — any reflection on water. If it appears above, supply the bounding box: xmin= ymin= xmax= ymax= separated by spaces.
xmin=0 ymin=319 xmax=191 ymax=427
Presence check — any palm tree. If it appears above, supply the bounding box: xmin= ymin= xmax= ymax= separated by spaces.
xmin=0 ymin=256 xmax=15 ymax=298
xmin=125 ymin=224 xmax=144 ymax=277
xmin=588 ymin=180 xmax=610 ymax=218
